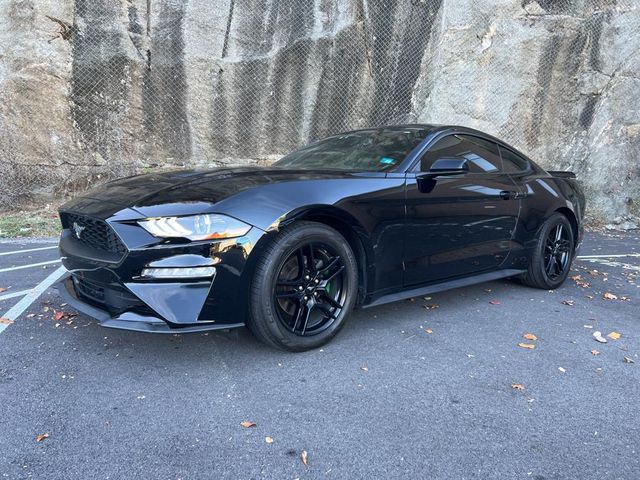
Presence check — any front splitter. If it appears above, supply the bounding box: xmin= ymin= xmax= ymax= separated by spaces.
xmin=54 ymin=275 xmax=244 ymax=334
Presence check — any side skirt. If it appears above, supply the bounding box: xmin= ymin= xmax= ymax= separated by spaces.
xmin=363 ymin=269 xmax=526 ymax=309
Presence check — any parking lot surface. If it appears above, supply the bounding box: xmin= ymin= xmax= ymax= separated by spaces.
xmin=1 ymin=231 xmax=639 ymax=479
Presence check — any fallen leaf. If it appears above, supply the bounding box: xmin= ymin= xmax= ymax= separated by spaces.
xmin=571 ymin=275 xmax=590 ymax=288
xmin=518 ymin=343 xmax=536 ymax=350
xmin=489 ymin=300 xmax=501 ymax=305
xmin=424 ymin=328 xmax=433 ymax=334
xmin=511 ymin=383 xmax=525 ymax=391
xmin=360 ymin=366 xmax=369 ymax=372
xmin=607 ymin=331 xmax=621 ymax=340
xmin=561 ymin=300 xmax=575 ymax=306
xmin=623 ymin=356 xmax=635 ymax=364
xmin=558 ymin=367 xmax=566 ymax=373
xmin=240 ymin=421 xmax=256 ymax=428
xmin=591 ymin=350 xmax=600 ymax=356
xmin=592 ymin=331 xmax=608 ymax=343
xmin=603 ymin=292 xmax=618 ymax=300
xmin=265 ymin=436 xmax=274 ymax=444
xmin=301 ymin=450 xmax=309 ymax=466
xmin=35 ymin=432 xmax=49 ymax=442
xmin=0 ymin=287 xmax=6 ymax=293
xmin=522 ymin=333 xmax=537 ymax=341
xmin=53 ymin=310 xmax=65 ymax=321
xmin=0 ymin=317 xmax=14 ymax=325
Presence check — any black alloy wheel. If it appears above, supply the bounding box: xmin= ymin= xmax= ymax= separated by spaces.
xmin=274 ymin=242 xmax=347 ymax=336
xmin=543 ymin=223 xmax=572 ymax=280
xmin=248 ymin=221 xmax=358 ymax=351
xmin=521 ymin=213 xmax=575 ymax=289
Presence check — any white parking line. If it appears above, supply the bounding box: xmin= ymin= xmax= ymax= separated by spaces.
xmin=578 ymin=258 xmax=640 ymax=272
xmin=577 ymin=254 xmax=640 ymax=259
xmin=0 ymin=245 xmax=58 ymax=256
xmin=0 ymin=289 xmax=32 ymax=301
xmin=0 ymin=259 xmax=61 ymax=273
xmin=0 ymin=266 xmax=67 ymax=333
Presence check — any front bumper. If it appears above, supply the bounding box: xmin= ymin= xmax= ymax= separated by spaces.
xmin=56 ymin=205 xmax=269 ymax=333
xmin=55 ymin=275 xmax=242 ymax=333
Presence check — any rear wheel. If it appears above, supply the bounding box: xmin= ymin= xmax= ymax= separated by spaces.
xmin=521 ymin=213 xmax=574 ymax=289
xmin=248 ymin=221 xmax=358 ymax=351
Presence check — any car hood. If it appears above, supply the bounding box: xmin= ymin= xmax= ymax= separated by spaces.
xmin=60 ymin=167 xmax=376 ymax=221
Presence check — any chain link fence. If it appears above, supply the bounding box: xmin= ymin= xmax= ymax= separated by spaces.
xmin=1 ymin=0 xmax=638 ymax=221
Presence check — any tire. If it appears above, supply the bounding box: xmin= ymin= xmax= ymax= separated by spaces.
xmin=521 ymin=213 xmax=575 ymax=290
xmin=248 ymin=221 xmax=358 ymax=352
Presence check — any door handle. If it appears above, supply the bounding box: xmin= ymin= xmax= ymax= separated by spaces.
xmin=499 ymin=190 xmax=517 ymax=200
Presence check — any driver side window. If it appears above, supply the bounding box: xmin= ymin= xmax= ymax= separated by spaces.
xmin=414 ymin=134 xmax=502 ymax=174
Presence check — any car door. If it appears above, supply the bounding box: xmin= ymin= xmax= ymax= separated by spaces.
xmin=403 ymin=134 xmax=521 ymax=286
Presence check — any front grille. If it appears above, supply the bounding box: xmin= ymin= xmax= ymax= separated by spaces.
xmin=60 ymin=213 xmax=127 ymax=256
xmin=73 ymin=276 xmax=156 ymax=317
xmin=73 ymin=277 xmax=106 ymax=303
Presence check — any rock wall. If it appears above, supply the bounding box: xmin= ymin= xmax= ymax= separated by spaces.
xmin=1 ymin=0 xmax=638 ymax=225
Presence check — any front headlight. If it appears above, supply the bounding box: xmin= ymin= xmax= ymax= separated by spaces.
xmin=138 ymin=214 xmax=251 ymax=241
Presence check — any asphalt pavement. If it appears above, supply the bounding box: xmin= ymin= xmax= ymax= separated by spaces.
xmin=0 ymin=231 xmax=639 ymax=479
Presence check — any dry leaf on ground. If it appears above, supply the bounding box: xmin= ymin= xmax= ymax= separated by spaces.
xmin=35 ymin=433 xmax=49 ymax=442
xmin=0 ymin=317 xmax=14 ymax=325
xmin=489 ymin=300 xmax=501 ymax=305
xmin=607 ymin=331 xmax=621 ymax=340
xmin=592 ymin=331 xmax=608 ymax=343
xmin=240 ymin=421 xmax=256 ymax=428
xmin=522 ymin=333 xmax=537 ymax=341
xmin=301 ymin=450 xmax=309 ymax=466
xmin=603 ymin=292 xmax=618 ymax=300
xmin=571 ymin=275 xmax=590 ymax=288
xmin=518 ymin=343 xmax=535 ymax=350
xmin=511 ymin=383 xmax=525 ymax=391
xmin=424 ymin=328 xmax=433 ymax=334
xmin=591 ymin=350 xmax=600 ymax=356
xmin=0 ymin=287 xmax=7 ymax=293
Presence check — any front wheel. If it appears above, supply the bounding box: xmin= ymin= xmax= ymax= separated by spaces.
xmin=521 ymin=213 xmax=575 ymax=289
xmin=248 ymin=221 xmax=358 ymax=352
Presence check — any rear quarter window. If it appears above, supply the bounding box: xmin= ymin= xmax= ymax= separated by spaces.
xmin=499 ymin=146 xmax=530 ymax=173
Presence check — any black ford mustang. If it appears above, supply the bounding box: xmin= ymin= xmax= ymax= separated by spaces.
xmin=57 ymin=125 xmax=585 ymax=351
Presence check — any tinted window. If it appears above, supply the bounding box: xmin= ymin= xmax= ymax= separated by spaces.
xmin=414 ymin=134 xmax=502 ymax=173
xmin=499 ymin=145 xmax=530 ymax=172
xmin=274 ymin=128 xmax=429 ymax=172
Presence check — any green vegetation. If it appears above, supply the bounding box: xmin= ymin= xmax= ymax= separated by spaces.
xmin=0 ymin=210 xmax=61 ymax=238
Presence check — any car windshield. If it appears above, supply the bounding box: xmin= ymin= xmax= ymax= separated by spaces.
xmin=273 ymin=128 xmax=429 ymax=172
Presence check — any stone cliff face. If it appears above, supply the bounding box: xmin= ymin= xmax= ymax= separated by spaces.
xmin=1 ymin=0 xmax=638 ymax=225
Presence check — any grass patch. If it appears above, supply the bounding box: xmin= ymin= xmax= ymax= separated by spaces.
xmin=0 ymin=208 xmax=61 ymax=238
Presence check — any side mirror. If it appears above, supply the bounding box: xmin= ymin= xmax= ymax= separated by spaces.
xmin=416 ymin=157 xmax=468 ymax=193
xmin=429 ymin=157 xmax=469 ymax=175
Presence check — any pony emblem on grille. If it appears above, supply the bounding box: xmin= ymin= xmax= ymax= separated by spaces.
xmin=72 ymin=221 xmax=85 ymax=239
